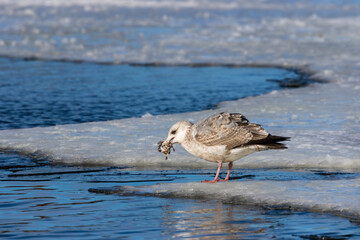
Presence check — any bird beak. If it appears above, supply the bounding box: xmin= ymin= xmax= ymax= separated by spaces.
xmin=165 ymin=136 xmax=175 ymax=145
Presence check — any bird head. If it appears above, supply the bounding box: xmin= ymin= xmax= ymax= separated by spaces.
xmin=165 ymin=121 xmax=192 ymax=145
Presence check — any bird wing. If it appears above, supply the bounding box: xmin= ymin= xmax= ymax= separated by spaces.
xmin=194 ymin=112 xmax=269 ymax=150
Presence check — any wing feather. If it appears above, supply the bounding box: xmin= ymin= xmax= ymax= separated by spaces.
xmin=194 ymin=112 xmax=270 ymax=150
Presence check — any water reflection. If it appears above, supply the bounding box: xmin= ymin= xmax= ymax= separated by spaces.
xmin=1 ymin=161 xmax=359 ymax=239
xmin=162 ymin=200 xmax=269 ymax=239
xmin=158 ymin=197 xmax=360 ymax=239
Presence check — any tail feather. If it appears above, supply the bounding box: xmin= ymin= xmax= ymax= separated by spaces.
xmin=244 ymin=134 xmax=290 ymax=150
xmin=261 ymin=143 xmax=288 ymax=150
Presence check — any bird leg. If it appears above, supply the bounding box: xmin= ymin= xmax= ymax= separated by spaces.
xmin=219 ymin=162 xmax=233 ymax=182
xmin=202 ymin=162 xmax=222 ymax=183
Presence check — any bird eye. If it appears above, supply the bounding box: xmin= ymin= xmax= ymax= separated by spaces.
xmin=171 ymin=130 xmax=177 ymax=135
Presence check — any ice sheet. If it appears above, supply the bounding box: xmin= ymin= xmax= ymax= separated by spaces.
xmin=103 ymin=178 xmax=360 ymax=219
xmin=0 ymin=0 xmax=360 ymax=170
xmin=0 ymin=86 xmax=359 ymax=170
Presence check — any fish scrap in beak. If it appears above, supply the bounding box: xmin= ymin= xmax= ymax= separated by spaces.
xmin=157 ymin=140 xmax=175 ymax=160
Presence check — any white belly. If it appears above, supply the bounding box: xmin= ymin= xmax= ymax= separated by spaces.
xmin=225 ymin=146 xmax=259 ymax=162
xmin=181 ymin=141 xmax=259 ymax=163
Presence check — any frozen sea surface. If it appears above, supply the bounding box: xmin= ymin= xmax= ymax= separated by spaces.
xmin=0 ymin=0 xmax=359 ymax=169
xmin=0 ymin=87 xmax=359 ymax=170
xmin=0 ymin=0 xmax=360 ymax=237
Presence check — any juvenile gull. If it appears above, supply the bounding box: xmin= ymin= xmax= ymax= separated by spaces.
xmin=159 ymin=112 xmax=290 ymax=183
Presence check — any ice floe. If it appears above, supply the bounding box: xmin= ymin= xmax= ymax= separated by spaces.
xmin=91 ymin=178 xmax=360 ymax=219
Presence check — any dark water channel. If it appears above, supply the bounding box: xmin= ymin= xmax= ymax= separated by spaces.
xmin=0 ymin=58 xmax=308 ymax=130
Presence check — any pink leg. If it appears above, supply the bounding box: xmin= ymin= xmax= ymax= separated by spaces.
xmin=219 ymin=162 xmax=233 ymax=182
xmin=202 ymin=162 xmax=222 ymax=183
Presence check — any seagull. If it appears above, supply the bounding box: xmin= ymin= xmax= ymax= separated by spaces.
xmin=160 ymin=112 xmax=290 ymax=183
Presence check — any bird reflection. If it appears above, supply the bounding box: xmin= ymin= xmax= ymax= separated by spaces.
xmin=161 ymin=200 xmax=267 ymax=239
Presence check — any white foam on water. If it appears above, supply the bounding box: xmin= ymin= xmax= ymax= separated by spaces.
xmin=115 ymin=178 xmax=360 ymax=219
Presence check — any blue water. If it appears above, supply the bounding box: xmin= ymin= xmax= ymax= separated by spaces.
xmin=0 ymin=58 xmax=301 ymax=129
xmin=1 ymin=153 xmax=359 ymax=240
